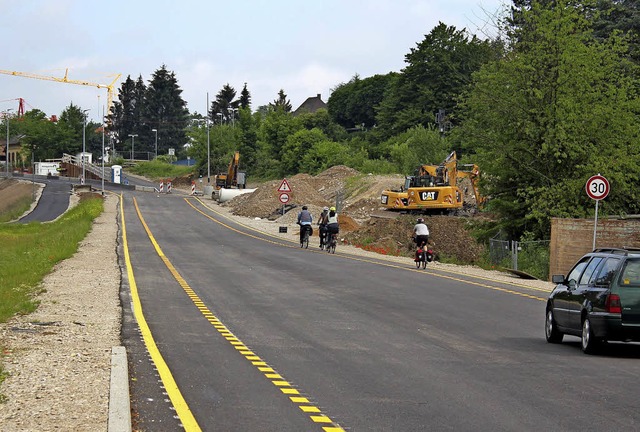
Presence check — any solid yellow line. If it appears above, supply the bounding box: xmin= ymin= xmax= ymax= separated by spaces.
xmin=132 ymin=197 xmax=345 ymax=431
xmin=120 ymin=195 xmax=202 ymax=431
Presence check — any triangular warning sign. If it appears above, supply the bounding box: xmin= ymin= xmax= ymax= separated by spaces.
xmin=277 ymin=178 xmax=292 ymax=192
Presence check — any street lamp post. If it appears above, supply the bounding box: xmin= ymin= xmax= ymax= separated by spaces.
xmin=101 ymin=106 xmax=105 ymax=195
xmin=152 ymin=129 xmax=158 ymax=159
xmin=4 ymin=108 xmax=13 ymax=179
xmin=128 ymin=134 xmax=138 ymax=162
xmin=82 ymin=109 xmax=89 ymax=184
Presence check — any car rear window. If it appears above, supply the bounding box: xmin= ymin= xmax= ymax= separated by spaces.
xmin=619 ymin=259 xmax=640 ymax=287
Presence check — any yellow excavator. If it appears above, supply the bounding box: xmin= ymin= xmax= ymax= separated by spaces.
xmin=214 ymin=151 xmax=246 ymax=190
xmin=380 ymin=151 xmax=484 ymax=213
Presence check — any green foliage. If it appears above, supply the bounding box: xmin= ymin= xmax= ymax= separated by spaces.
xmin=380 ymin=125 xmax=451 ymax=174
xmin=516 ymin=239 xmax=550 ymax=280
xmin=296 ymin=109 xmax=348 ymax=142
xmin=281 ymin=128 xmax=328 ymax=174
xmin=271 ymin=89 xmax=292 ymax=112
xmin=127 ymin=159 xmax=194 ymax=180
xmin=376 ymin=22 xmax=499 ymax=139
xmin=301 ymin=140 xmax=349 ymax=174
xmin=457 ymin=0 xmax=640 ymax=239
xmin=327 ymin=73 xmax=398 ymax=129
xmin=0 ymin=195 xmax=103 ymax=323
xmin=210 ymin=83 xmax=240 ymax=122
xmin=351 ymin=158 xmax=398 ymax=175
xmin=187 ymin=123 xmax=241 ymax=178
xmin=107 ymin=66 xmax=189 ymax=159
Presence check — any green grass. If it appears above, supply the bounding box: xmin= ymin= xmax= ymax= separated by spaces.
xmin=0 ymin=196 xmax=104 ymax=323
xmin=128 ymin=159 xmax=194 ymax=180
xmin=0 ymin=195 xmax=33 ymax=223
xmin=0 ymin=194 xmax=104 ymax=393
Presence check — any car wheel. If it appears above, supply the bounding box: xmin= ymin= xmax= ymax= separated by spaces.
xmin=545 ymin=309 xmax=564 ymax=343
xmin=581 ymin=317 xmax=600 ymax=354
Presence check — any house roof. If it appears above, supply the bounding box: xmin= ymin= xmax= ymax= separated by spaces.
xmin=293 ymin=94 xmax=327 ymax=116
xmin=0 ymin=134 xmax=26 ymax=157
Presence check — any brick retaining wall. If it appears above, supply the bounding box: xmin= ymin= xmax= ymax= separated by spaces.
xmin=550 ymin=217 xmax=640 ymax=278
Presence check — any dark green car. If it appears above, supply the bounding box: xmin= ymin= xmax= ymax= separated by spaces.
xmin=546 ymin=247 xmax=640 ymax=354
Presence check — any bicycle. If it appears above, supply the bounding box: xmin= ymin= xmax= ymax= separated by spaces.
xmin=319 ymin=226 xmax=327 ymax=250
xmin=327 ymin=232 xmax=337 ymax=254
xmin=414 ymin=240 xmax=433 ymax=269
xmin=300 ymin=225 xmax=311 ymax=249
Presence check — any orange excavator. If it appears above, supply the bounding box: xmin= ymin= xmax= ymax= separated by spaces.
xmin=214 ymin=151 xmax=246 ymax=190
xmin=380 ymin=151 xmax=485 ymax=214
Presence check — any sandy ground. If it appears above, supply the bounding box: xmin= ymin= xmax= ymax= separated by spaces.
xmin=0 ymin=183 xmax=553 ymax=431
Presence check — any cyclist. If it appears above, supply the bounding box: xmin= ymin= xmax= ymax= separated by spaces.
xmin=413 ymin=217 xmax=430 ymax=260
xmin=326 ymin=206 xmax=339 ymax=246
xmin=318 ymin=206 xmax=329 ymax=248
xmin=297 ymin=205 xmax=313 ymax=247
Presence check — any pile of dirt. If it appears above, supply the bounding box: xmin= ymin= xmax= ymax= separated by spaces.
xmin=344 ymin=215 xmax=486 ymax=262
xmin=224 ymin=166 xmax=359 ymax=219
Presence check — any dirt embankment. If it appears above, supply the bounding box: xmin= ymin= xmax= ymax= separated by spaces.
xmin=0 ymin=179 xmax=35 ymax=214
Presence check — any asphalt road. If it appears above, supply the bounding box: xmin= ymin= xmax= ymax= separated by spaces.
xmin=118 ymin=190 xmax=640 ymax=432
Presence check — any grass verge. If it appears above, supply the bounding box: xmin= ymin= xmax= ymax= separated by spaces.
xmin=0 ymin=195 xmax=104 ymax=392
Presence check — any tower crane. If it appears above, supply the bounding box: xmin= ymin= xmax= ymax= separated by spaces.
xmin=0 ymin=68 xmax=121 ymax=121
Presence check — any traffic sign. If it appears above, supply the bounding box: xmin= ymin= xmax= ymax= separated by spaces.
xmin=586 ymin=175 xmax=610 ymax=201
xmin=277 ymin=178 xmax=292 ymax=193
xmin=279 ymin=193 xmax=290 ymax=204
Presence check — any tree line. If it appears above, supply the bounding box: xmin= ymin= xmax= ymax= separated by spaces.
xmin=10 ymin=0 xmax=639 ymax=242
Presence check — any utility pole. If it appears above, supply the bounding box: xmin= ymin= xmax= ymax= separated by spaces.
xmin=82 ymin=109 xmax=89 ymax=184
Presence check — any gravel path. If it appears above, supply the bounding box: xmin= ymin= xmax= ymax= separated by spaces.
xmin=0 ymin=191 xmax=553 ymax=431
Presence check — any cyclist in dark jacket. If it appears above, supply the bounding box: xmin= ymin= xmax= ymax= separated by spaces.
xmin=297 ymin=205 xmax=313 ymax=247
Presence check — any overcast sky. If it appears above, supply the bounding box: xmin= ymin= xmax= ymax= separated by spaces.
xmin=1 ymin=0 xmax=506 ymax=123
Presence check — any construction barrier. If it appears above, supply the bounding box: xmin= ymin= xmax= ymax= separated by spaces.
xmin=191 ymin=181 xmax=196 ymax=195
xmin=167 ymin=180 xmax=172 ymax=194
xmin=159 ymin=181 xmax=164 ymax=193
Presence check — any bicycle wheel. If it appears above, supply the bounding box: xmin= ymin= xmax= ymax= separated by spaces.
xmin=303 ymin=230 xmax=309 ymax=249
xmin=421 ymin=257 xmax=427 ymax=269
xmin=330 ymin=242 xmax=336 ymax=254
xmin=415 ymin=257 xmax=421 ymax=268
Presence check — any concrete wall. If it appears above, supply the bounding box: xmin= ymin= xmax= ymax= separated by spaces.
xmin=550 ymin=217 xmax=640 ymax=278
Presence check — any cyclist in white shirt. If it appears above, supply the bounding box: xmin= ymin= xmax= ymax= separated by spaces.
xmin=413 ymin=217 xmax=430 ymax=247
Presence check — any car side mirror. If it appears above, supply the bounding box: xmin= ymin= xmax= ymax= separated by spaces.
xmin=552 ymin=274 xmax=565 ymax=284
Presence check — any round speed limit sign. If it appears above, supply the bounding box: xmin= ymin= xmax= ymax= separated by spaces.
xmin=585 ymin=175 xmax=610 ymax=201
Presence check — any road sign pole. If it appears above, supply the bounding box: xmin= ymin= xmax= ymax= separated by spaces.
xmin=593 ymin=199 xmax=599 ymax=250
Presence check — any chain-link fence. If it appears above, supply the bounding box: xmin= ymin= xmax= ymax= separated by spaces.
xmin=489 ymin=233 xmax=550 ymax=280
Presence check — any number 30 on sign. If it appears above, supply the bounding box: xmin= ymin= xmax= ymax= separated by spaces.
xmin=585 ymin=175 xmax=610 ymax=201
